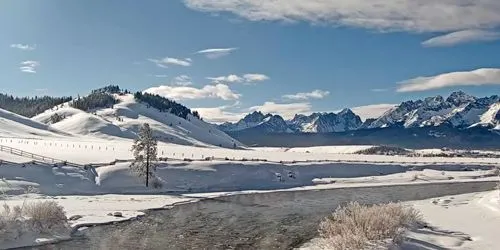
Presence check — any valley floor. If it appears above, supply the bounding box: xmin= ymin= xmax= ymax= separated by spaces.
xmin=1 ymin=137 xmax=499 ymax=249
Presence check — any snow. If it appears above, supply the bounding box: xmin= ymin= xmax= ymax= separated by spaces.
xmin=2 ymin=99 xmax=500 ymax=249
xmin=404 ymin=190 xmax=500 ymax=249
xmin=0 ymin=108 xmax=68 ymax=139
xmin=312 ymin=169 xmax=497 ymax=185
xmin=350 ymin=104 xmax=397 ymax=121
xmin=30 ymin=94 xmax=241 ymax=148
xmin=298 ymin=190 xmax=500 ymax=250
xmin=2 ymin=137 xmax=500 ymax=167
xmin=477 ymin=102 xmax=500 ymax=126
xmin=2 ymin=194 xmax=194 ymax=228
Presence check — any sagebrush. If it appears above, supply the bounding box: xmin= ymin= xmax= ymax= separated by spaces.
xmin=0 ymin=200 xmax=68 ymax=239
xmin=317 ymin=202 xmax=423 ymax=249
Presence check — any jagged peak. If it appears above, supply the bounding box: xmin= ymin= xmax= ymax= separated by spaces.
xmin=338 ymin=108 xmax=355 ymax=116
xmin=446 ymin=90 xmax=476 ymax=106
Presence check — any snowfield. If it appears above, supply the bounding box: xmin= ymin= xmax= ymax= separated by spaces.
xmin=1 ymin=98 xmax=500 ymax=249
xmin=2 ymin=137 xmax=500 ymax=166
xmin=31 ymin=94 xmax=241 ymax=148
xmin=405 ymin=191 xmax=500 ymax=249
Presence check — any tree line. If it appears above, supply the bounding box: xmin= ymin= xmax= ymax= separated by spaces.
xmin=0 ymin=93 xmax=72 ymax=117
xmin=134 ymin=92 xmax=201 ymax=120
xmin=0 ymin=85 xmax=201 ymax=122
xmin=70 ymin=92 xmax=118 ymax=111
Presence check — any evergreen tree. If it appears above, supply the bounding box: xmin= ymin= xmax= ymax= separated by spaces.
xmin=0 ymin=94 xmax=72 ymax=117
xmin=133 ymin=92 xmax=200 ymax=120
xmin=130 ymin=123 xmax=158 ymax=187
xmin=49 ymin=113 xmax=65 ymax=124
xmin=70 ymin=92 xmax=117 ymax=111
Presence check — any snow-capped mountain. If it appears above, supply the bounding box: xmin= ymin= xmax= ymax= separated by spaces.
xmin=289 ymin=109 xmax=362 ymax=133
xmin=219 ymin=109 xmax=362 ymax=133
xmin=221 ymin=91 xmax=500 ymax=134
xmin=219 ymin=111 xmax=291 ymax=133
xmin=368 ymin=91 xmax=500 ymax=130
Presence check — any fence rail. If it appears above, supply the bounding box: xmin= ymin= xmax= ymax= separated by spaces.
xmin=0 ymin=144 xmax=84 ymax=168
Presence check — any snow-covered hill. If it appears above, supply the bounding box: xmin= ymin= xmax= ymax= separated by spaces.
xmin=0 ymin=108 xmax=69 ymax=138
xmin=32 ymin=94 xmax=241 ymax=148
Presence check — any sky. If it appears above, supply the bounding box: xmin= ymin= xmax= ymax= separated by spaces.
xmin=1 ymin=0 xmax=499 ymax=123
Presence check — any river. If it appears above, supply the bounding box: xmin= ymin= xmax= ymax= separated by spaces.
xmin=36 ymin=181 xmax=497 ymax=250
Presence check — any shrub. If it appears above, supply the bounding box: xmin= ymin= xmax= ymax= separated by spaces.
xmin=356 ymin=146 xmax=411 ymax=156
xmin=0 ymin=204 xmax=24 ymax=239
xmin=23 ymin=201 xmax=67 ymax=232
xmin=317 ymin=202 xmax=422 ymax=249
xmin=49 ymin=113 xmax=65 ymax=124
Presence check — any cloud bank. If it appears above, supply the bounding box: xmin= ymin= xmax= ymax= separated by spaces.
xmin=184 ymin=0 xmax=500 ymax=33
xmin=397 ymin=68 xmax=500 ymax=92
xmin=144 ymin=84 xmax=240 ymax=101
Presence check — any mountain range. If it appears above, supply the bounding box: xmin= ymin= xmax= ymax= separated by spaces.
xmin=218 ymin=91 xmax=500 ymax=134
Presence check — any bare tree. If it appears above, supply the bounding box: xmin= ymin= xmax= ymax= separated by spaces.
xmin=131 ymin=123 xmax=157 ymax=187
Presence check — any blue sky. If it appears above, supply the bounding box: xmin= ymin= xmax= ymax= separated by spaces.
xmin=1 ymin=0 xmax=499 ymax=122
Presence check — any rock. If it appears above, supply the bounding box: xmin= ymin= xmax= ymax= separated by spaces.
xmin=69 ymin=215 xmax=83 ymax=221
xmin=112 ymin=212 xmax=123 ymax=217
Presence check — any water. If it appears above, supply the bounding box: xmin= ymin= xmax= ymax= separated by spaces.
xmin=42 ymin=181 xmax=496 ymax=250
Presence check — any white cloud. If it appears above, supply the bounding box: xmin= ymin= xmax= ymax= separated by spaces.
xmin=283 ymin=89 xmax=330 ymax=100
xmin=10 ymin=44 xmax=35 ymax=51
xmin=19 ymin=60 xmax=40 ymax=73
xmin=207 ymin=73 xmax=269 ymax=84
xmin=249 ymin=101 xmax=311 ymax=119
xmin=193 ymin=105 xmax=245 ymax=124
xmin=148 ymin=57 xmax=192 ymax=68
xmin=397 ymin=68 xmax=500 ymax=92
xmin=144 ymin=84 xmax=240 ymax=101
xmin=371 ymin=88 xmax=389 ymax=92
xmin=243 ymin=73 xmax=269 ymax=82
xmin=350 ymin=104 xmax=397 ymax=121
xmin=422 ymin=29 xmax=500 ymax=47
xmin=208 ymin=74 xmax=243 ymax=83
xmin=195 ymin=47 xmax=238 ymax=59
xmin=154 ymin=74 xmax=168 ymax=78
xmin=184 ymin=0 xmax=500 ymax=33
xmin=172 ymin=75 xmax=193 ymax=86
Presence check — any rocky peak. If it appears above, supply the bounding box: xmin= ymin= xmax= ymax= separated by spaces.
xmin=242 ymin=111 xmax=269 ymax=123
xmin=446 ymin=91 xmax=476 ymax=106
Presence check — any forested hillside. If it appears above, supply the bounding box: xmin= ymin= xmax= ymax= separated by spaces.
xmin=134 ymin=92 xmax=200 ymax=120
xmin=0 ymin=94 xmax=72 ymax=118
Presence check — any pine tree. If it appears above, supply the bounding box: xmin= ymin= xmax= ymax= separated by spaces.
xmin=130 ymin=123 xmax=158 ymax=187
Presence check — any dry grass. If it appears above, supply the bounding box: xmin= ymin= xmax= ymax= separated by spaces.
xmin=23 ymin=201 xmax=67 ymax=232
xmin=1 ymin=200 xmax=68 ymax=240
xmin=0 ymin=203 xmax=25 ymax=239
xmin=317 ymin=202 xmax=423 ymax=249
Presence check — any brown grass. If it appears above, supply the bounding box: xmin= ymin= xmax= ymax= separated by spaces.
xmin=23 ymin=201 xmax=67 ymax=232
xmin=317 ymin=202 xmax=423 ymax=249
xmin=1 ymin=200 xmax=68 ymax=240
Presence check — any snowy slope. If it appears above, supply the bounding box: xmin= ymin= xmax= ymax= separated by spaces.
xmin=473 ymin=102 xmax=500 ymax=129
xmin=32 ymin=105 xmax=136 ymax=139
xmin=0 ymin=108 xmax=69 ymax=138
xmin=32 ymin=94 xmax=242 ymax=148
xmin=350 ymin=104 xmax=397 ymax=121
